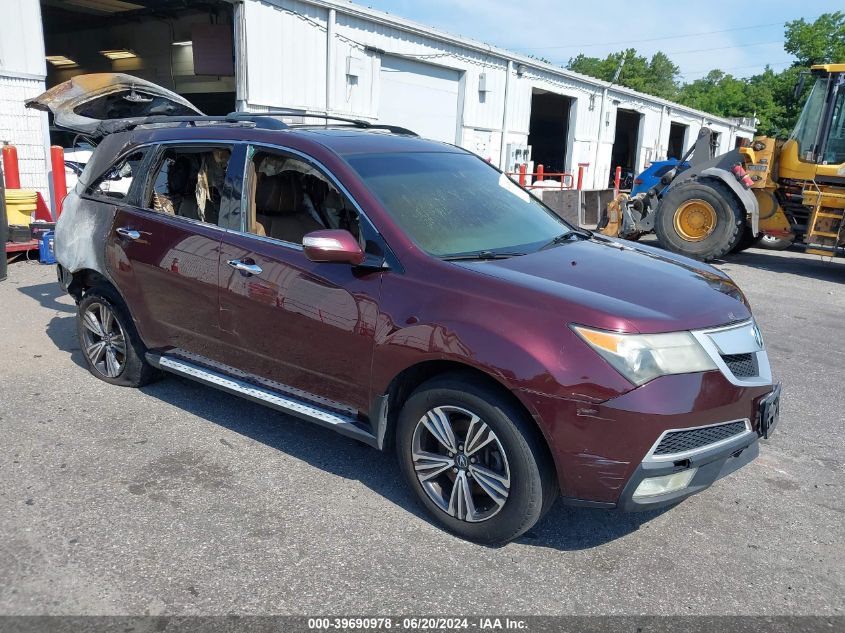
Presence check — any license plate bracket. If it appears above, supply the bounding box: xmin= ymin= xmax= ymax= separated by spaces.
xmin=758 ymin=383 xmax=781 ymax=439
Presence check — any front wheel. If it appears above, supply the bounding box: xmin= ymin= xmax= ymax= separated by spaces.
xmin=396 ymin=375 xmax=557 ymax=544
xmin=655 ymin=180 xmax=745 ymax=261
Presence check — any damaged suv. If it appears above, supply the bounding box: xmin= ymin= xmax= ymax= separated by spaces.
xmin=32 ymin=74 xmax=780 ymax=544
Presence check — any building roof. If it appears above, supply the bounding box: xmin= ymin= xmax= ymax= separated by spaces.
xmin=287 ymin=0 xmax=756 ymax=132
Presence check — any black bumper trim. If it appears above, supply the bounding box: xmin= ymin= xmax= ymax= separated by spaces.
xmin=618 ymin=431 xmax=760 ymax=512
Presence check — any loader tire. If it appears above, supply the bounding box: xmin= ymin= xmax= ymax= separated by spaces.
xmin=654 ymin=180 xmax=745 ymax=262
xmin=730 ymin=225 xmax=761 ymax=253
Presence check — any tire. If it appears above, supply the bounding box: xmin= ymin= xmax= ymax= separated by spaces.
xmin=758 ymin=234 xmax=794 ymax=251
xmin=396 ymin=374 xmax=557 ymax=544
xmin=654 ymin=179 xmax=745 ymax=261
xmin=76 ymin=286 xmax=158 ymax=387
xmin=729 ymin=225 xmax=761 ymax=253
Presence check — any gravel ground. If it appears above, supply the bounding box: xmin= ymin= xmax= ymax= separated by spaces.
xmin=0 ymin=245 xmax=842 ymax=615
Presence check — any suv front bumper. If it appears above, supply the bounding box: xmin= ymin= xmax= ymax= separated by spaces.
xmin=617 ymin=425 xmax=759 ymax=512
xmin=520 ymin=372 xmax=778 ymax=507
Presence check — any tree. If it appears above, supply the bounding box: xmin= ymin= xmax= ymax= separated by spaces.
xmin=567 ymin=50 xmax=680 ymax=99
xmin=784 ymin=11 xmax=845 ymax=66
xmin=562 ymin=12 xmax=845 ymax=138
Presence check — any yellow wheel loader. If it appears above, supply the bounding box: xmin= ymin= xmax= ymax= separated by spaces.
xmin=598 ymin=63 xmax=845 ymax=261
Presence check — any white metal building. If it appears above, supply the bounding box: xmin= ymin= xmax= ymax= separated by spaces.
xmin=3 ymin=0 xmax=757 ymax=200
xmin=0 ymin=0 xmax=51 ymax=202
xmin=236 ymin=0 xmax=757 ymax=189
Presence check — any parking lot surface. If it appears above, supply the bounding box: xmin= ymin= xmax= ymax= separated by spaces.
xmin=1 ymin=246 xmax=843 ymax=615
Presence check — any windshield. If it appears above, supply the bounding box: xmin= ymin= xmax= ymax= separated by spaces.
xmin=346 ymin=152 xmax=572 ymax=257
xmin=790 ymin=78 xmax=829 ymax=161
xmin=823 ymin=79 xmax=845 ymax=165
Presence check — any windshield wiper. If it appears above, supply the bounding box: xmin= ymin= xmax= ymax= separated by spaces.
xmin=441 ymin=250 xmax=526 ymax=261
xmin=539 ymin=229 xmax=592 ymax=251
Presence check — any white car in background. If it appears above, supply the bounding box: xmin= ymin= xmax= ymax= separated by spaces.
xmin=52 ymin=129 xmax=132 ymax=197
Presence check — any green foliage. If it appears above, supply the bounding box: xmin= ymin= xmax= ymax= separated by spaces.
xmin=568 ymin=49 xmax=680 ymax=99
xmin=784 ymin=11 xmax=845 ymax=65
xmin=563 ymin=12 xmax=845 ymax=138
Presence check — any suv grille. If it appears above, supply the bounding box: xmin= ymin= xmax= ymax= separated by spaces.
xmin=722 ymin=353 xmax=757 ymax=378
xmin=653 ymin=420 xmax=748 ymax=456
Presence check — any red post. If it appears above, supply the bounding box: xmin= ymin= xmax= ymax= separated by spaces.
xmin=577 ymin=165 xmax=585 ymax=191
xmin=518 ymin=163 xmax=526 ymax=187
xmin=50 ymin=145 xmax=67 ymax=217
xmin=614 ymin=165 xmax=622 ymax=196
xmin=2 ymin=144 xmax=21 ymax=189
xmin=536 ymin=164 xmax=544 ymax=183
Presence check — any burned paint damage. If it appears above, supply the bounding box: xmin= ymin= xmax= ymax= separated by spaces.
xmin=54 ymin=133 xmax=138 ymax=280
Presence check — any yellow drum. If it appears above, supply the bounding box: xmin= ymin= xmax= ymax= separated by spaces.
xmin=4 ymin=189 xmax=37 ymax=226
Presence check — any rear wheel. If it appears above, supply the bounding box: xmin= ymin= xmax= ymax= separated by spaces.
xmin=77 ymin=288 xmax=158 ymax=387
xmin=396 ymin=375 xmax=556 ymax=544
xmin=655 ymin=180 xmax=745 ymax=261
xmin=758 ymin=234 xmax=794 ymax=251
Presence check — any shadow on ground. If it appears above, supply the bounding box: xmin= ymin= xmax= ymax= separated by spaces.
xmin=17 ymin=281 xmax=88 ymax=370
xmin=717 ymin=248 xmax=845 ymax=283
xmin=21 ymin=278 xmax=666 ymax=551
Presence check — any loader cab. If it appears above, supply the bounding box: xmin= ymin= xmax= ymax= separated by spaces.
xmin=789 ymin=65 xmax=845 ymax=166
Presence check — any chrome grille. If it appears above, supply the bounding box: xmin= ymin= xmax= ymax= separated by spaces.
xmin=653 ymin=420 xmax=748 ymax=456
xmin=722 ymin=353 xmax=757 ymax=378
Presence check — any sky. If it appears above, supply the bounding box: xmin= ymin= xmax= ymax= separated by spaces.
xmin=358 ymin=0 xmax=843 ymax=82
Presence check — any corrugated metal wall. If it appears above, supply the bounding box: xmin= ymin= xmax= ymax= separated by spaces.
xmin=0 ymin=0 xmax=50 ymax=202
xmin=241 ymin=0 xmax=756 ymax=189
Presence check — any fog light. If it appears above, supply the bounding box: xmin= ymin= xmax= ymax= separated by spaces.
xmin=633 ymin=468 xmax=697 ymax=499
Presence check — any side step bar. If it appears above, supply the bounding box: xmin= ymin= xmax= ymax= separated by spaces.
xmin=147 ymin=354 xmax=378 ymax=447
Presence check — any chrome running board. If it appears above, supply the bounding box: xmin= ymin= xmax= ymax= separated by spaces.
xmin=147 ymin=353 xmax=378 ymax=446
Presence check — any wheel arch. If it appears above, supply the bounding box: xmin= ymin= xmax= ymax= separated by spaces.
xmin=63 ymin=266 xmax=148 ymax=345
xmin=697 ymin=169 xmax=759 ymax=234
xmin=376 ymin=359 xmax=559 ymax=483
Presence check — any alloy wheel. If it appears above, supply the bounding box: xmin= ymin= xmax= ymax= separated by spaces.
xmin=81 ymin=302 xmax=126 ymax=379
xmin=411 ymin=405 xmax=511 ymax=522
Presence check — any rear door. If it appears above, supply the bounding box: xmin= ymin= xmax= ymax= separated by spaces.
xmin=104 ymin=142 xmax=243 ymax=358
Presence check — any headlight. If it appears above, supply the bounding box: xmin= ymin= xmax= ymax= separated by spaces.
xmin=571 ymin=325 xmax=717 ymax=385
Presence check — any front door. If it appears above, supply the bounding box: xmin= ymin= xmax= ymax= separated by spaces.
xmin=105 ymin=142 xmax=239 ymax=358
xmin=216 ymin=146 xmax=383 ymax=413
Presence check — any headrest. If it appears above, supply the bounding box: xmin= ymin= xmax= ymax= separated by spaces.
xmin=167 ymin=156 xmax=195 ymax=194
xmin=303 ymin=174 xmax=329 ymax=205
xmin=255 ymin=171 xmax=302 ymax=215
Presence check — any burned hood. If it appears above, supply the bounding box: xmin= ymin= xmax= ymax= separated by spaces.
xmin=25 ymin=73 xmax=202 ymax=137
xmin=455 ymin=237 xmax=752 ymax=334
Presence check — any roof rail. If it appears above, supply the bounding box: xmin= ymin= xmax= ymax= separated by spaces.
xmin=95 ymin=114 xmax=289 ymax=136
xmin=251 ymin=109 xmax=418 ymax=136
xmin=95 ymin=110 xmax=417 ymax=137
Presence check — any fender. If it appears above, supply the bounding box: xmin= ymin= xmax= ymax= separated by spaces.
xmin=698 ymin=167 xmax=760 ymax=235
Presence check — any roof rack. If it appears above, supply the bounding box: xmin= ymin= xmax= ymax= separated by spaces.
xmin=95 ymin=114 xmax=289 ymax=136
xmin=96 ymin=111 xmax=417 ymax=137
xmin=254 ymin=109 xmax=418 ymax=136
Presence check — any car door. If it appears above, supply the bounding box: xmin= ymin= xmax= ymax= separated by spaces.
xmin=216 ymin=144 xmax=384 ymax=414
xmin=105 ymin=142 xmax=243 ymax=358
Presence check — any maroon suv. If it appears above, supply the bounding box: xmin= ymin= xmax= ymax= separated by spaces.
xmin=34 ymin=75 xmax=780 ymax=544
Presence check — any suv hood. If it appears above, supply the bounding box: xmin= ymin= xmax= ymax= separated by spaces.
xmin=25 ymin=73 xmax=202 ymax=137
xmin=456 ymin=238 xmax=751 ymax=334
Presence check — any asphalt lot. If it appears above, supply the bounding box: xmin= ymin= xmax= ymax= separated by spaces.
xmin=0 ymin=244 xmax=843 ymax=616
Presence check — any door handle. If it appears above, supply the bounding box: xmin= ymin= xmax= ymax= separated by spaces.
xmin=227 ymin=259 xmax=263 ymax=276
xmin=115 ymin=227 xmax=141 ymax=240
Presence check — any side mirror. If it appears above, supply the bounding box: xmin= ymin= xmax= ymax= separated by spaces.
xmin=793 ymin=73 xmax=806 ymax=101
xmin=302 ymin=229 xmax=365 ymax=265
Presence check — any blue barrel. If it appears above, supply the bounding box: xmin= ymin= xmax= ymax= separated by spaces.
xmin=39 ymin=230 xmax=56 ymax=265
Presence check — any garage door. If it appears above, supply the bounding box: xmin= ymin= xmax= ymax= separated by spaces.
xmin=379 ymin=56 xmax=461 ymax=143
